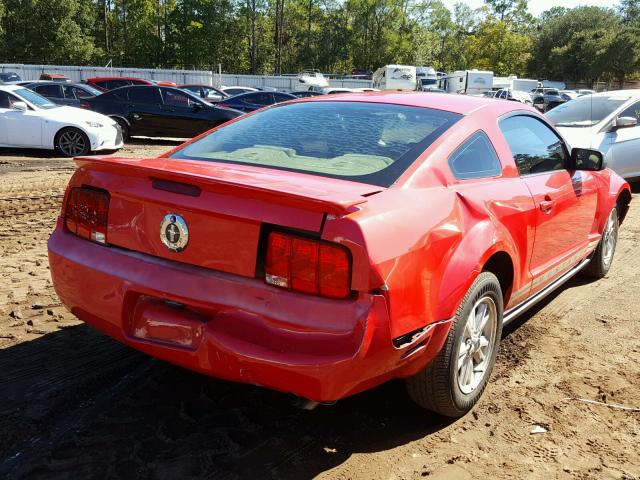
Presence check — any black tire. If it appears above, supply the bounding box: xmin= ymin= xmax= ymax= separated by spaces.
xmin=112 ymin=117 xmax=130 ymax=141
xmin=582 ymin=206 xmax=619 ymax=279
xmin=406 ymin=272 xmax=503 ymax=417
xmin=55 ymin=128 xmax=91 ymax=157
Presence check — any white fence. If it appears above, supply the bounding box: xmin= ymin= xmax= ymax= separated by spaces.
xmin=0 ymin=64 xmax=373 ymax=90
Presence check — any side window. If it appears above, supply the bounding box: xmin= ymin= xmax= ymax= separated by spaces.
xmin=101 ymin=89 xmax=128 ymax=101
xmin=500 ymin=115 xmax=568 ymax=176
xmin=106 ymin=80 xmax=130 ymax=90
xmin=182 ymin=86 xmax=200 ymax=96
xmin=246 ymin=93 xmax=272 ymax=105
xmin=448 ymin=131 xmax=502 ymax=180
xmin=35 ymin=84 xmax=63 ymax=98
xmin=65 ymin=86 xmax=90 ymax=99
xmin=93 ymin=80 xmax=109 ymax=90
xmin=619 ymin=101 xmax=640 ymax=122
xmin=128 ymin=86 xmax=162 ymax=104
xmin=0 ymin=91 xmax=21 ymax=109
xmin=162 ymin=89 xmax=196 ymax=107
xmin=273 ymin=93 xmax=293 ymax=103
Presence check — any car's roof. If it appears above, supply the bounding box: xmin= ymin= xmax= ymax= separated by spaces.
xmin=589 ymin=89 xmax=640 ymax=99
xmin=304 ymin=91 xmax=518 ymax=115
xmin=25 ymin=81 xmax=87 ymax=87
xmin=87 ymin=77 xmax=150 ymax=81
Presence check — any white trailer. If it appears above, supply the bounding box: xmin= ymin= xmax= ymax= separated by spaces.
xmin=493 ymin=76 xmax=538 ymax=93
xmin=439 ymin=70 xmax=494 ymax=95
xmin=511 ymin=78 xmax=538 ymax=92
xmin=372 ymin=65 xmax=416 ymax=91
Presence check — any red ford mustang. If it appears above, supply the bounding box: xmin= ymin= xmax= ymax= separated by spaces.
xmin=48 ymin=93 xmax=631 ymax=417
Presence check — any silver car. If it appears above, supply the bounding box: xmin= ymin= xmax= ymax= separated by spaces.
xmin=547 ymin=90 xmax=640 ymax=180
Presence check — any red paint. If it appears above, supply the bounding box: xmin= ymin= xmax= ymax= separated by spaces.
xmin=48 ymin=94 xmax=631 ymax=402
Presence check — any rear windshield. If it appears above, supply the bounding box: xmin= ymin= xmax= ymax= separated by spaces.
xmin=169 ymin=101 xmax=461 ymax=187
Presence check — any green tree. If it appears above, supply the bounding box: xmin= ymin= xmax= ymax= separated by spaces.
xmin=466 ymin=18 xmax=532 ymax=75
xmin=529 ymin=6 xmax=619 ymax=84
xmin=3 ymin=0 xmax=100 ymax=64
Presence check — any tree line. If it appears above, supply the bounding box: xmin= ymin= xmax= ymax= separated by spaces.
xmin=0 ymin=0 xmax=639 ymax=86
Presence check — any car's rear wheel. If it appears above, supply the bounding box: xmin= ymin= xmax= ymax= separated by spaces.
xmin=56 ymin=128 xmax=91 ymax=157
xmin=112 ymin=117 xmax=130 ymax=141
xmin=406 ymin=272 xmax=503 ymax=417
xmin=582 ymin=206 xmax=618 ymax=279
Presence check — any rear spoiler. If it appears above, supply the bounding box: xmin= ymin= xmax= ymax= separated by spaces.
xmin=74 ymin=156 xmax=374 ymax=215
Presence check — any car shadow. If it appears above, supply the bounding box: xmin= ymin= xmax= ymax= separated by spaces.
xmin=0 ymin=148 xmax=67 ymax=159
xmin=0 ymin=324 xmax=453 ymax=480
xmin=127 ymin=137 xmax=186 ymax=147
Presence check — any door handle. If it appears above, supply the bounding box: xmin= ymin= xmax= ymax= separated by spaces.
xmin=131 ymin=113 xmax=141 ymax=121
xmin=539 ymin=198 xmax=554 ymax=213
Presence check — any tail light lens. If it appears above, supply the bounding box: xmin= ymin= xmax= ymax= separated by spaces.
xmin=64 ymin=187 xmax=110 ymax=244
xmin=265 ymin=232 xmax=351 ymax=299
xmin=79 ymin=100 xmax=91 ymax=109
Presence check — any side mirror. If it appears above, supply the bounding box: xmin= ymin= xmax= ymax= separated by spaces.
xmin=569 ymin=148 xmax=604 ymax=171
xmin=192 ymin=102 xmax=203 ymax=111
xmin=12 ymin=101 xmax=28 ymax=112
xmin=614 ymin=116 xmax=637 ymax=129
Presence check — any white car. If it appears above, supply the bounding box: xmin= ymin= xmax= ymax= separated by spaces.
xmin=494 ymin=89 xmax=533 ymax=105
xmin=547 ymin=89 xmax=640 ymax=180
xmin=559 ymin=90 xmax=580 ymax=100
xmin=0 ymin=84 xmax=123 ymax=157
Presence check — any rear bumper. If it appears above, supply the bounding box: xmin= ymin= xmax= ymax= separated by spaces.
xmin=48 ymin=223 xmax=451 ymax=402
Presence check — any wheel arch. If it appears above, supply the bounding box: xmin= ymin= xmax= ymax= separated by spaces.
xmin=432 ymin=220 xmax=520 ymax=322
xmin=109 ymin=115 xmax=130 ymax=127
xmin=53 ymin=125 xmax=91 ymax=150
xmin=616 ymin=186 xmax=632 ymax=225
xmin=481 ymin=251 xmax=515 ymax=306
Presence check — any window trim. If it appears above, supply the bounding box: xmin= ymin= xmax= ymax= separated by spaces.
xmin=498 ymin=111 xmax=570 ymax=178
xmin=127 ymin=86 xmax=162 ymax=104
xmin=448 ymin=129 xmax=503 ymax=181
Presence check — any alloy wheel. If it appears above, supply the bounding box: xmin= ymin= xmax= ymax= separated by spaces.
xmin=58 ymin=130 xmax=88 ymax=157
xmin=456 ymin=296 xmax=497 ymax=395
xmin=602 ymin=209 xmax=618 ymax=268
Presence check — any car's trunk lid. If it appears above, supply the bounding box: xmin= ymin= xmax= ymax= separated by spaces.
xmin=72 ymin=156 xmax=380 ymax=277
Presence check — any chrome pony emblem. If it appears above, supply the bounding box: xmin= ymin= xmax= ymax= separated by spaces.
xmin=160 ymin=213 xmax=189 ymax=252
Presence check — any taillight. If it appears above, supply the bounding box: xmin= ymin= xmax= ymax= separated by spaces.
xmin=64 ymin=187 xmax=110 ymax=244
xmin=79 ymin=100 xmax=91 ymax=109
xmin=265 ymin=232 xmax=351 ymax=299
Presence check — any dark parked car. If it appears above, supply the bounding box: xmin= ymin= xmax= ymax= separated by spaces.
xmin=24 ymin=81 xmax=103 ymax=107
xmin=86 ymin=77 xmax=155 ymax=92
xmin=179 ymin=85 xmax=229 ymax=103
xmin=289 ymin=90 xmax=324 ymax=98
xmin=0 ymin=72 xmax=21 ymax=82
xmin=83 ymin=85 xmax=243 ymax=139
xmin=531 ymin=88 xmax=566 ymax=112
xmin=216 ymin=91 xmax=296 ymax=113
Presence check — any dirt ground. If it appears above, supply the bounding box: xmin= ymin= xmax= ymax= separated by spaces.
xmin=0 ymin=142 xmax=638 ymax=480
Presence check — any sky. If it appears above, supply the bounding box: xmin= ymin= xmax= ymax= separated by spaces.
xmin=442 ymin=0 xmax=614 ymax=17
